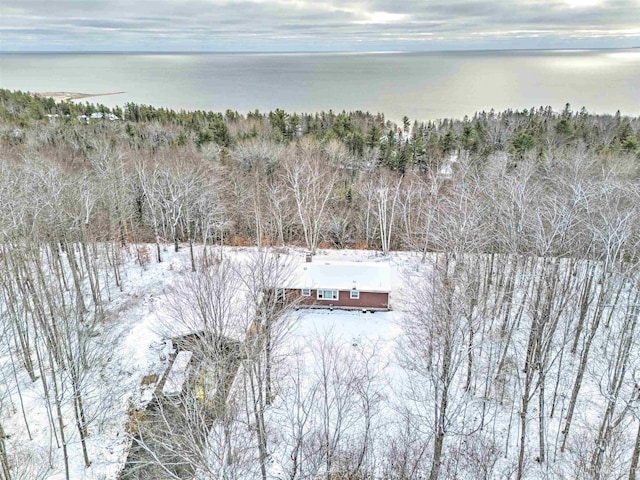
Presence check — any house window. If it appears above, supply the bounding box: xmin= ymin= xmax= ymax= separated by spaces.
xmin=317 ymin=289 xmax=338 ymax=301
xmin=301 ymin=288 xmax=311 ymax=297
xmin=350 ymin=290 xmax=360 ymax=299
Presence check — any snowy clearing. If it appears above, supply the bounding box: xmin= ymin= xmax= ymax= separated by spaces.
xmin=1 ymin=245 xmax=639 ymax=479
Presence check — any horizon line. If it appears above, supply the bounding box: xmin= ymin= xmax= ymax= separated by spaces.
xmin=1 ymin=46 xmax=637 ymax=55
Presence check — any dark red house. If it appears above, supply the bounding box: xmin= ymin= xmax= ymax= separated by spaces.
xmin=284 ymin=261 xmax=392 ymax=311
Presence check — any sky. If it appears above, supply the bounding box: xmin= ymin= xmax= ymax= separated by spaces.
xmin=1 ymin=0 xmax=639 ymax=52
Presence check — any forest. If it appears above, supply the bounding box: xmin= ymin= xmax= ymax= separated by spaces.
xmin=1 ymin=88 xmax=640 ymax=479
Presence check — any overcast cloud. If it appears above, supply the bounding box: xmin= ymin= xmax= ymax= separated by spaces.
xmin=1 ymin=0 xmax=639 ymax=51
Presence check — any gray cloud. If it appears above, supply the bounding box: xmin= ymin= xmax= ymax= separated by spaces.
xmin=1 ymin=0 xmax=638 ymax=51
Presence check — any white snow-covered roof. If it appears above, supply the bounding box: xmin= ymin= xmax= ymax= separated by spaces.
xmin=287 ymin=261 xmax=391 ymax=293
xmin=162 ymin=350 xmax=193 ymax=397
xmin=438 ymin=163 xmax=453 ymax=177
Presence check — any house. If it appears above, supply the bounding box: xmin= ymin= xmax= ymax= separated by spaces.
xmin=437 ymin=150 xmax=467 ymax=181
xmin=284 ymin=261 xmax=391 ymax=311
xmin=437 ymin=163 xmax=453 ymax=180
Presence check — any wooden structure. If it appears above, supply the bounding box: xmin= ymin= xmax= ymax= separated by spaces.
xmin=283 ymin=261 xmax=391 ymax=311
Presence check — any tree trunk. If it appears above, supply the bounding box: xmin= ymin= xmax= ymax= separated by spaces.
xmin=49 ymin=354 xmax=70 ymax=480
xmin=590 ymin=300 xmax=638 ymax=477
xmin=516 ymin=321 xmax=538 ymax=480
xmin=429 ymin=374 xmax=449 ymax=480
xmin=538 ymin=374 xmax=546 ymax=463
xmin=249 ymin=364 xmax=268 ymax=480
xmin=0 ymin=422 xmax=11 ymax=480
xmin=429 ymin=338 xmax=451 ymax=480
xmin=189 ymin=238 xmax=196 ymax=272
xmin=63 ymin=242 xmax=88 ymax=314
xmin=571 ymin=262 xmax=594 ymax=354
xmin=71 ymin=367 xmax=91 ymax=468
xmin=265 ymin=317 xmax=273 ymax=406
xmin=561 ymin=273 xmax=623 ymax=452
xmin=630 ymin=420 xmax=640 ymax=480
xmin=155 ymin=228 xmax=162 ymax=263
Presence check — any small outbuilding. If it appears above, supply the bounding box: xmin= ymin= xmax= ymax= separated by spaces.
xmin=284 ymin=261 xmax=391 ymax=311
xmin=437 ymin=163 xmax=453 ymax=180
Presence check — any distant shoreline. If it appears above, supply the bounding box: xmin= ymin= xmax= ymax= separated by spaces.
xmin=2 ymin=48 xmax=633 ymax=121
xmin=33 ymin=91 xmax=126 ymax=102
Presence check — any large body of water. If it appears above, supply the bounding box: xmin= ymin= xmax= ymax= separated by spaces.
xmin=1 ymin=49 xmax=638 ymax=122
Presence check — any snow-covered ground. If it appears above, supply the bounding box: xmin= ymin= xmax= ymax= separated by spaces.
xmin=0 ymin=245 xmax=409 ymax=479
xmin=265 ymin=308 xmax=403 ymax=478
xmin=1 ymin=246 xmax=195 ymax=479
xmin=2 ymin=245 xmax=639 ymax=479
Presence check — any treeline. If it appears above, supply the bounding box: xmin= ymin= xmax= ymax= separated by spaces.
xmin=2 ymin=88 xmax=638 ymax=163
xmin=1 ymin=89 xmax=639 ymax=262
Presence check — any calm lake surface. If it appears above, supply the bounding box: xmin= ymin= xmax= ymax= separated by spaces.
xmin=1 ymin=49 xmax=639 ymax=122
